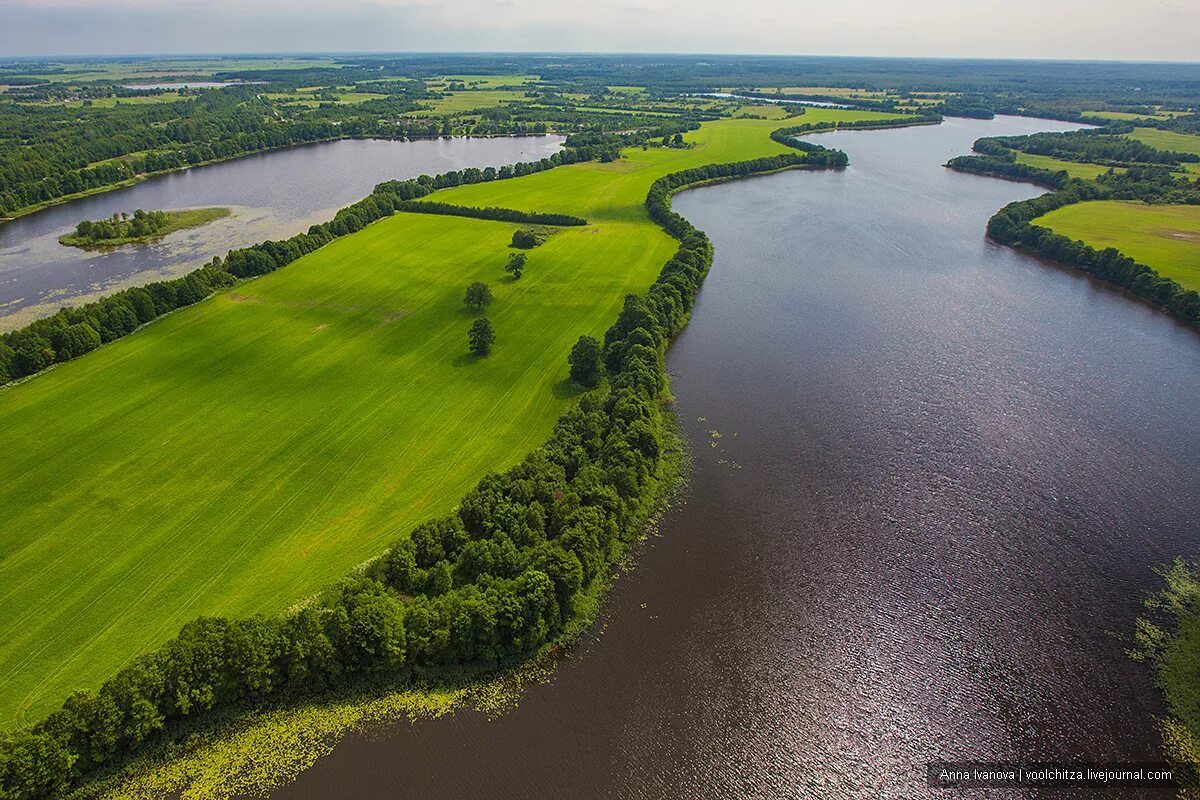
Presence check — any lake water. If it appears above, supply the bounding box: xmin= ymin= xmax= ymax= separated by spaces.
xmin=121 ymin=82 xmax=241 ymax=90
xmin=0 ymin=135 xmax=564 ymax=330
xmin=265 ymin=115 xmax=1200 ymax=799
xmin=703 ymin=92 xmax=851 ymax=108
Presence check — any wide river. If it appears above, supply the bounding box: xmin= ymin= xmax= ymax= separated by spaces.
xmin=270 ymin=115 xmax=1195 ymax=797
xmin=0 ymin=135 xmax=563 ymax=330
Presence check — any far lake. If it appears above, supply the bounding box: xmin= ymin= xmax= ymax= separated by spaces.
xmin=0 ymin=135 xmax=564 ymax=330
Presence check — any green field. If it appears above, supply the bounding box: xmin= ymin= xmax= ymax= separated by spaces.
xmin=1083 ymin=110 xmax=1177 ymax=122
xmin=0 ymin=57 xmax=340 ymax=86
xmin=1015 ymin=152 xmax=1125 ymax=180
xmin=1127 ymin=127 xmax=1200 ymax=158
xmin=264 ymin=90 xmax=384 ymax=108
xmin=1034 ymin=200 xmax=1200 ymax=291
xmin=427 ymin=74 xmax=537 ymax=89
xmin=414 ymin=89 xmax=532 ymax=115
xmin=0 ymin=108 xmax=910 ymax=727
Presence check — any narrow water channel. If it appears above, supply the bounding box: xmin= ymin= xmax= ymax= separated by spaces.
xmin=0 ymin=135 xmax=563 ymax=330
xmin=267 ymin=116 xmax=1200 ymax=798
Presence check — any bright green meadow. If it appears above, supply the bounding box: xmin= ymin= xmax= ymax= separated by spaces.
xmin=1034 ymin=200 xmax=1200 ymax=292
xmin=1014 ymin=152 xmax=1125 ymax=180
xmin=0 ymin=108 xmax=907 ymax=728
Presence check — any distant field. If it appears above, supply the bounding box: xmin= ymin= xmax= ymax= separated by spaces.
xmin=1127 ymin=128 xmax=1200 ymax=158
xmin=264 ymin=90 xmax=383 ymax=108
xmin=0 ymin=108 xmax=912 ymax=727
xmin=426 ymin=74 xmax=537 ymax=90
xmin=1084 ymin=110 xmax=1177 ymax=122
xmin=21 ymin=93 xmax=184 ymax=108
xmin=1 ymin=57 xmax=339 ymax=85
xmin=733 ymin=104 xmax=791 ymax=119
xmin=744 ymin=85 xmax=891 ymax=99
xmin=415 ymin=89 xmax=531 ymax=115
xmin=1034 ymin=200 xmax=1200 ymax=292
xmin=1015 ymin=152 xmax=1125 ymax=180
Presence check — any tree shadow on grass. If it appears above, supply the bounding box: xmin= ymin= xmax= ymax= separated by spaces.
xmin=552 ymin=378 xmax=584 ymax=399
xmin=452 ymin=352 xmax=485 ymax=367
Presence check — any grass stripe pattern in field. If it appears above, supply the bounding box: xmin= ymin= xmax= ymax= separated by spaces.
xmin=0 ymin=109 xmax=907 ymax=727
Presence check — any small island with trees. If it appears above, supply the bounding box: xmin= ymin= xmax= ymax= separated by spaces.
xmin=59 ymin=207 xmax=231 ymax=249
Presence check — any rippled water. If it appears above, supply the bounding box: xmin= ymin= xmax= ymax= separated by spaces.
xmin=0 ymin=135 xmax=563 ymax=329
xmin=267 ymin=116 xmax=1200 ymax=799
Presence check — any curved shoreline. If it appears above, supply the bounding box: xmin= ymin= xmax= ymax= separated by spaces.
xmin=0 ymin=115 xmax=935 ymax=799
xmin=0 ymin=133 xmax=558 ymax=226
xmin=946 ymin=157 xmax=1200 ymax=330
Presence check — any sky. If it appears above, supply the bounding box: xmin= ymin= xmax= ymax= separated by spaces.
xmin=1 ymin=0 xmax=1198 ymax=61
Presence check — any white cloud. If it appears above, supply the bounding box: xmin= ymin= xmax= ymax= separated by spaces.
xmin=0 ymin=0 xmax=1196 ymax=59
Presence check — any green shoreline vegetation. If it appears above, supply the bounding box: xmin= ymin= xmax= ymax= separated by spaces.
xmin=1032 ymin=201 xmax=1200 ymax=292
xmin=76 ymin=415 xmax=686 ymax=800
xmin=0 ymin=111 xmax=908 ymax=798
xmin=1133 ymin=560 xmax=1200 ymax=789
xmin=945 ymin=126 xmax=1200 ymax=326
xmin=59 ymin=208 xmax=231 ymax=249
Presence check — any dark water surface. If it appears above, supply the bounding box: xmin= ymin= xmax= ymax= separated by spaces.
xmin=0 ymin=135 xmax=563 ymax=329
xmin=270 ymin=117 xmax=1200 ymax=799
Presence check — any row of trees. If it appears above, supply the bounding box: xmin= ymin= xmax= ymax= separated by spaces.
xmin=3 ymin=71 xmax=648 ymax=217
xmin=394 ymin=200 xmax=586 ymax=227
xmin=985 ymin=176 xmax=1200 ymax=326
xmin=768 ymin=111 xmax=940 ymax=154
xmin=973 ymin=129 xmax=1200 ymax=168
xmin=0 ymin=90 xmax=383 ymax=215
xmin=0 ymin=140 xmax=854 ymax=800
xmin=0 ymin=265 xmax=236 ymax=384
xmin=947 ymin=129 xmax=1200 ymax=327
xmin=944 ymin=153 xmax=1074 ymax=190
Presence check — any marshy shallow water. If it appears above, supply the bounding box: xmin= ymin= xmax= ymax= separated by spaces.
xmin=0 ymin=135 xmax=563 ymax=330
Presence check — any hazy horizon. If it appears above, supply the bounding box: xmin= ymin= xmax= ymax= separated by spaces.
xmin=2 ymin=0 xmax=1198 ymax=62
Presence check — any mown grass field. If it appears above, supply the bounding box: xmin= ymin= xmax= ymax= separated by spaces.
xmin=1083 ymin=110 xmax=1178 ymax=123
xmin=1127 ymin=127 xmax=1200 ymax=157
xmin=0 ymin=107 xmax=910 ymax=727
xmin=1014 ymin=152 xmax=1125 ymax=180
xmin=414 ymin=90 xmax=532 ymax=115
xmin=1126 ymin=129 xmax=1200 ymax=176
xmin=1034 ymin=200 xmax=1200 ymax=291
xmin=426 ymin=74 xmax=537 ymax=89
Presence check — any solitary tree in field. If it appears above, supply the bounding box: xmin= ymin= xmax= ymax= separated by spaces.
xmin=511 ymin=228 xmax=543 ymax=249
xmin=505 ymin=252 xmax=527 ymax=279
xmin=568 ymin=335 xmax=603 ymax=388
xmin=464 ymin=281 xmax=492 ymax=312
xmin=468 ymin=317 xmax=495 ymax=356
